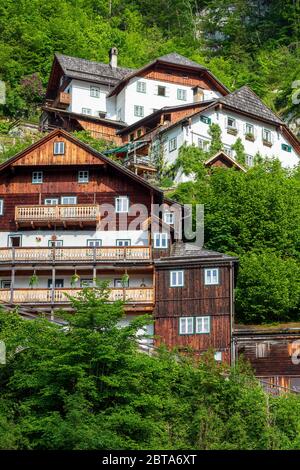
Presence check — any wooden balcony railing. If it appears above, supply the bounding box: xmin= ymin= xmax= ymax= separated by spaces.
xmin=15 ymin=205 xmax=99 ymax=227
xmin=0 ymin=288 xmax=154 ymax=304
xmin=0 ymin=246 xmax=151 ymax=263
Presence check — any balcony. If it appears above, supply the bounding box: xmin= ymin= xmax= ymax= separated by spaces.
xmin=0 ymin=246 xmax=151 ymax=264
xmin=15 ymin=205 xmax=100 ymax=228
xmin=0 ymin=287 xmax=154 ymax=305
xmin=52 ymin=91 xmax=71 ymax=109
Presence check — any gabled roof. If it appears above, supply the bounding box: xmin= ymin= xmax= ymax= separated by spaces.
xmin=55 ymin=53 xmax=133 ymax=86
xmin=42 ymin=106 xmax=128 ymax=128
xmin=0 ymin=129 xmax=164 ymax=197
xmin=108 ymin=53 xmax=229 ymax=98
xmin=205 ymin=151 xmax=246 ymax=172
xmin=218 ymin=86 xmax=284 ymax=125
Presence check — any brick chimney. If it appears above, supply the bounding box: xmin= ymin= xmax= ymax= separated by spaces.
xmin=109 ymin=47 xmax=118 ymax=68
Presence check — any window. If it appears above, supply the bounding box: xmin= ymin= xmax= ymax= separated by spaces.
xmin=214 ymin=351 xmax=222 ymax=362
xmin=115 ymin=196 xmax=129 ymax=213
xmin=170 ymin=270 xmax=184 ymax=287
xmin=163 ymin=212 xmax=174 ymax=225
xmin=53 ymin=141 xmax=65 ymax=155
xmin=116 ymin=239 xmax=131 ymax=247
xmin=153 ymin=233 xmax=168 ymax=249
xmin=223 ymin=145 xmax=234 ymax=158
xmin=129 ymin=133 xmax=135 ymax=141
xmin=204 ymin=268 xmax=219 ymax=285
xmin=245 ymin=123 xmax=254 ymax=136
xmin=48 ymin=240 xmax=63 ymax=247
xmin=134 ymin=105 xmax=144 ymax=117
xmin=48 ymin=279 xmax=64 ymax=288
xmin=200 ymin=115 xmax=211 ymax=125
xmin=117 ymin=108 xmax=122 ymax=120
xmin=256 ymin=342 xmax=270 ymax=358
xmin=78 ymin=170 xmax=89 ymax=183
xmin=195 ymin=316 xmax=210 ymax=334
xmin=177 ymin=89 xmax=187 ymax=101
xmin=137 ymin=129 xmax=142 ymax=138
xmin=32 ymin=171 xmax=43 ymax=184
xmin=80 ymin=279 xmax=94 ymax=287
xmin=137 ymin=81 xmax=146 ymax=93
xmin=61 ymin=196 xmax=77 ymax=205
xmin=157 ymin=85 xmax=166 ymax=97
xmin=8 ymin=235 xmax=21 ymax=247
xmin=44 ymin=198 xmax=59 ymax=205
xmin=90 ymin=86 xmax=100 ymax=98
xmin=169 ymin=137 xmax=177 ymax=152
xmin=282 ymin=143 xmax=292 ymax=152
xmin=198 ymin=138 xmax=210 ymax=151
xmin=246 ymin=154 xmax=254 ymax=167
xmin=87 ymin=239 xmax=102 ymax=247
xmin=82 ymin=108 xmax=92 ymax=115
xmin=1 ymin=280 xmax=11 ymax=289
xmin=0 ymin=199 xmax=3 ymax=215
xmin=262 ymin=128 xmax=272 ymax=143
xmin=227 ymin=116 xmax=236 ymax=129
xmin=114 ymin=278 xmax=129 ymax=288
xmin=179 ymin=317 xmax=194 ymax=335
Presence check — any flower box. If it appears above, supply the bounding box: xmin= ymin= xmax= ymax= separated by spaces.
xmin=245 ymin=133 xmax=255 ymax=142
xmin=227 ymin=127 xmax=238 ymax=136
xmin=263 ymin=140 xmax=273 ymax=147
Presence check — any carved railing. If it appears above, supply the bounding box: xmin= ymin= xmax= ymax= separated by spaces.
xmin=15 ymin=205 xmax=100 ymax=224
xmin=0 ymin=287 xmax=154 ymax=304
xmin=0 ymin=246 xmax=151 ymax=263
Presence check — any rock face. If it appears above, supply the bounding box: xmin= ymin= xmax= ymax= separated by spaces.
xmin=285 ymin=111 xmax=300 ymax=139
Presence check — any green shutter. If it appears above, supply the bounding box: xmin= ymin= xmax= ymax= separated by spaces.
xmin=200 ymin=115 xmax=211 ymax=125
xmin=281 ymin=143 xmax=292 ymax=152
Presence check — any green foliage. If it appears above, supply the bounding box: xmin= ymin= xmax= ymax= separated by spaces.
xmin=208 ymin=123 xmax=223 ymax=155
xmin=1 ymin=291 xmax=300 ymax=450
xmin=73 ymin=130 xmax=118 ymax=153
xmin=232 ymin=137 xmax=246 ymax=165
xmin=174 ymin=144 xmax=208 ymax=180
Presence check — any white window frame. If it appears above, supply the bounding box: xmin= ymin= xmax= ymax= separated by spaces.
xmin=61 ymin=196 xmax=77 ymax=205
xmin=214 ymin=351 xmax=222 ymax=361
xmin=1 ymin=280 xmax=11 ymax=288
xmin=53 ymin=141 xmax=65 ymax=155
xmin=82 ymin=108 xmax=92 ymax=115
xmin=90 ymin=86 xmax=100 ymax=98
xmin=169 ymin=137 xmax=177 ymax=152
xmin=0 ymin=199 xmax=3 ymax=215
xmin=32 ymin=171 xmax=43 ymax=184
xmin=246 ymin=154 xmax=254 ymax=167
xmin=163 ymin=212 xmax=174 ymax=225
xmin=177 ymin=88 xmax=187 ymax=101
xmin=134 ymin=105 xmax=144 ymax=118
xmin=198 ymin=138 xmax=210 ymax=151
xmin=78 ymin=170 xmax=89 ymax=183
xmin=204 ymin=268 xmax=219 ymax=285
xmin=116 ymin=239 xmax=131 ymax=247
xmin=87 ymin=239 xmax=102 ymax=247
xmin=48 ymin=240 xmax=63 ymax=247
xmin=136 ymin=81 xmax=146 ymax=93
xmin=170 ymin=270 xmax=184 ymax=287
xmin=80 ymin=279 xmax=94 ymax=288
xmin=195 ymin=316 xmax=210 ymax=334
xmin=179 ymin=317 xmax=194 ymax=335
xmin=115 ymin=196 xmax=129 ymax=213
xmin=44 ymin=198 xmax=59 ymax=205
xmin=245 ymin=123 xmax=254 ymax=136
xmin=227 ymin=116 xmax=236 ymax=129
xmin=114 ymin=278 xmax=129 ymax=288
xmin=223 ymin=145 xmax=234 ymax=158
xmin=153 ymin=232 xmax=168 ymax=249
xmin=262 ymin=128 xmax=272 ymax=143
xmin=157 ymin=85 xmax=167 ymax=97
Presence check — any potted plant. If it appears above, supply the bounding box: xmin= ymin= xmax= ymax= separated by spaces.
xmin=245 ymin=132 xmax=255 ymax=142
xmin=71 ymin=272 xmax=80 ymax=287
xmin=29 ymin=272 xmax=39 ymax=288
xmin=227 ymin=127 xmax=238 ymax=136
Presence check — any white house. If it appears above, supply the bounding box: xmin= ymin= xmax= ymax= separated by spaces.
xmin=152 ymin=86 xmax=300 ymax=183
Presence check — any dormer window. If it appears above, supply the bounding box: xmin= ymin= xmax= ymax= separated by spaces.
xmin=90 ymin=86 xmax=100 ymax=98
xmin=32 ymin=171 xmax=43 ymax=184
xmin=53 ymin=141 xmax=65 ymax=155
xmin=115 ymin=196 xmax=129 ymax=213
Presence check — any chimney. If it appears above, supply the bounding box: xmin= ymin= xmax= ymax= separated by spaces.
xmin=109 ymin=47 xmax=118 ymax=68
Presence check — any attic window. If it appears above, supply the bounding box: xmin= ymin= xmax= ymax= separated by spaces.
xmin=90 ymin=86 xmax=100 ymax=98
xmin=53 ymin=141 xmax=65 ymax=155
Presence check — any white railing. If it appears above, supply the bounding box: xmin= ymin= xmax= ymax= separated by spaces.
xmin=0 ymin=246 xmax=151 ymax=263
xmin=0 ymin=288 xmax=154 ymax=304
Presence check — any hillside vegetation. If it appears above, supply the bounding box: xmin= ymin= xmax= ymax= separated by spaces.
xmin=0 ymin=0 xmax=299 ymax=132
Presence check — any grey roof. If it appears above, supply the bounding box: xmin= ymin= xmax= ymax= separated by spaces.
xmin=157 ymin=53 xmax=206 ymax=70
xmin=170 ymin=242 xmax=235 ymax=260
xmin=218 ymin=86 xmax=283 ymax=125
xmin=55 ymin=53 xmax=134 ymax=87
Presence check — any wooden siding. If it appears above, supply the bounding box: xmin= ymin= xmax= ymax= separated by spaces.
xmin=77 ymin=119 xmax=122 ymax=144
xmin=141 ymin=65 xmax=218 ymax=91
xmin=155 ymin=316 xmax=230 ymax=353
xmin=154 ymin=265 xmax=231 ymax=317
